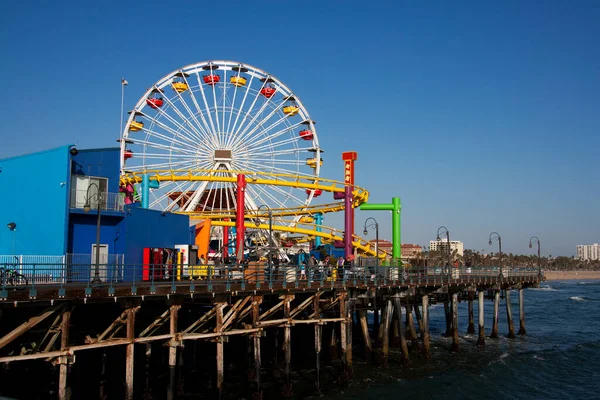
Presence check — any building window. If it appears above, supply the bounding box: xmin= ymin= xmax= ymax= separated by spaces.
xmin=70 ymin=175 xmax=108 ymax=209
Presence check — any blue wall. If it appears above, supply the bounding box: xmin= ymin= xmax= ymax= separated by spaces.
xmin=122 ymin=205 xmax=190 ymax=281
xmin=68 ymin=212 xmax=124 ymax=255
xmin=0 ymin=146 xmax=71 ymax=255
xmin=71 ymin=147 xmax=121 ymax=193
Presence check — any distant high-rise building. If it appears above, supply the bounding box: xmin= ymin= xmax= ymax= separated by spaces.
xmin=577 ymin=244 xmax=600 ymax=261
xmin=430 ymin=239 xmax=464 ymax=256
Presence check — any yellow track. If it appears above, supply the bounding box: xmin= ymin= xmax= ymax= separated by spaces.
xmin=120 ymin=169 xmax=369 ymax=208
xmin=120 ymin=169 xmax=383 ymax=257
xmin=211 ymin=220 xmax=384 ymax=259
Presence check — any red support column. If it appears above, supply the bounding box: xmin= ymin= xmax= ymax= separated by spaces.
xmin=236 ymin=175 xmax=246 ymax=261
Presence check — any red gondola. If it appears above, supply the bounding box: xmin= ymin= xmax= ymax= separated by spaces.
xmin=146 ymin=97 xmax=164 ymax=109
xmin=124 ymin=149 xmax=133 ymax=160
xmin=260 ymin=86 xmax=276 ymax=98
xmin=299 ymin=129 xmax=314 ymax=140
xmin=203 ymin=74 xmax=221 ymax=85
xmin=306 ymin=189 xmax=322 ymax=197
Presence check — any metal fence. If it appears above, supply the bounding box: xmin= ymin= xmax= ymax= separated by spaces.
xmin=70 ymin=190 xmax=125 ymax=212
xmin=0 ymin=261 xmax=543 ymax=295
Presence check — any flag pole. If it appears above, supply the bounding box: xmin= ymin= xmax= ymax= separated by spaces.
xmin=120 ymin=78 xmax=128 ymax=140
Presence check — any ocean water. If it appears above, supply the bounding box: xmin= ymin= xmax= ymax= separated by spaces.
xmin=322 ymin=280 xmax=600 ymax=400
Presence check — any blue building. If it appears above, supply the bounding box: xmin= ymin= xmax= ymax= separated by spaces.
xmin=0 ymin=145 xmax=191 ymax=282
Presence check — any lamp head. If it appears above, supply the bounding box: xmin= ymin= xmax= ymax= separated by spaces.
xmin=529 ymin=243 xmax=532 ymax=249
xmin=488 ymin=240 xmax=492 ymax=246
xmin=436 ymin=235 xmax=440 ymax=241
xmin=7 ymin=222 xmax=16 ymax=231
xmin=363 ymin=229 xmax=368 ymax=235
xmin=69 ymin=147 xmax=79 ymax=156
xmin=83 ymin=202 xmax=91 ymax=213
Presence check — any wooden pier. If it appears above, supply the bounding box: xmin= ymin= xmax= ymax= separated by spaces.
xmin=0 ymin=266 xmax=542 ymax=399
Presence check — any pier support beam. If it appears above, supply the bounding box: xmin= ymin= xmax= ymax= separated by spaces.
xmin=252 ymin=296 xmax=263 ymax=399
xmin=358 ymin=310 xmax=372 ymax=361
xmin=406 ymin=305 xmax=419 ymax=349
xmin=490 ymin=291 xmax=500 ymax=339
xmin=144 ymin=344 xmax=152 ymax=398
xmin=451 ymin=293 xmax=459 ymax=352
xmin=518 ymin=289 xmax=526 ymax=335
xmin=421 ymin=295 xmax=430 ymax=359
xmin=58 ymin=310 xmax=71 ymax=400
xmin=216 ymin=303 xmax=226 ymax=400
xmin=125 ymin=307 xmax=136 ymax=400
xmin=467 ymin=292 xmax=475 ymax=334
xmin=505 ymin=290 xmax=516 ymax=339
xmin=380 ymin=299 xmax=392 ymax=367
xmin=444 ymin=300 xmax=452 ymax=337
xmin=393 ymin=298 xmax=410 ymax=363
xmin=283 ymin=295 xmax=293 ymax=397
xmin=340 ymin=293 xmax=348 ymax=374
xmin=345 ymin=295 xmax=353 ymax=373
xmin=313 ymin=295 xmax=322 ymax=394
xmin=477 ymin=291 xmax=486 ymax=346
xmin=414 ymin=299 xmax=423 ymax=333
xmin=167 ymin=305 xmax=181 ymax=400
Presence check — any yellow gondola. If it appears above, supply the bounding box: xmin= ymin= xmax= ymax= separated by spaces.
xmin=172 ymin=81 xmax=188 ymax=93
xmin=283 ymin=105 xmax=299 ymax=116
xmin=129 ymin=121 xmax=144 ymax=131
xmin=299 ymin=216 xmax=314 ymax=223
xmin=230 ymin=76 xmax=247 ymax=87
xmin=306 ymin=158 xmax=323 ymax=168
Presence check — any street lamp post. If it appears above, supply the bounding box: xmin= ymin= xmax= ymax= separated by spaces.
xmin=363 ymin=217 xmax=379 ymax=270
xmin=488 ymin=232 xmax=502 ymax=277
xmin=436 ymin=226 xmax=451 ymax=276
xmin=255 ymin=205 xmax=273 ymax=278
xmin=529 ymin=236 xmax=541 ymax=277
xmin=84 ymin=183 xmax=103 ymax=284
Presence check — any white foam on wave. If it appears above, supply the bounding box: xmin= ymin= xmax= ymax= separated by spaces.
xmin=578 ymin=281 xmax=597 ymax=285
xmin=570 ymin=296 xmax=585 ymax=302
xmin=533 ymin=355 xmax=545 ymax=361
xmin=531 ymin=286 xmax=559 ymax=291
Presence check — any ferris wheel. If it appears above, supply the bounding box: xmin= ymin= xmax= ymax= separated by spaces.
xmin=120 ymin=60 xmax=322 ymax=220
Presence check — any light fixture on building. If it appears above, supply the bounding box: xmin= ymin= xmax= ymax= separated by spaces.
xmin=7 ymin=222 xmax=16 ymax=231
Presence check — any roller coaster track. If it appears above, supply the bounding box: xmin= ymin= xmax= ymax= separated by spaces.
xmin=121 ymin=169 xmax=382 ymax=257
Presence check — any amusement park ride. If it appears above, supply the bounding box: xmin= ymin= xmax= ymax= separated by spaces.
xmin=117 ymin=60 xmax=401 ymax=262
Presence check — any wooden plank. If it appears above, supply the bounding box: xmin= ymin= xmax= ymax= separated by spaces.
xmin=0 ymin=305 xmax=63 ymax=350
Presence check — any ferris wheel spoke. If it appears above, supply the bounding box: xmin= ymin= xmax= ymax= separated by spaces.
xmin=240 ymin=122 xmax=303 ymax=151
xmin=225 ymin=71 xmax=239 ymax=137
xmin=228 ymin=74 xmax=256 ymax=146
xmin=130 ymin=133 xmax=200 ymax=156
xmin=193 ymin=71 xmax=218 ymax=141
xmin=182 ymin=181 xmax=210 ymax=212
xmin=232 ymin=99 xmax=288 ymax=148
xmin=141 ymin=113 xmax=211 ymax=153
xmin=156 ymin=90 xmax=207 ymax=140
xmin=172 ymin=88 xmax=215 ymax=143
xmin=182 ymin=75 xmax=219 ymax=148
xmin=232 ymin=95 xmax=274 ymax=143
xmin=208 ymin=71 xmax=221 ymax=140
xmin=164 ymin=180 xmax=199 ymax=211
xmin=137 ymin=159 xmax=201 ymax=172
xmin=147 ymin=107 xmax=209 ymax=152
xmin=231 ymin=77 xmax=268 ymax=139
xmin=240 ymin=137 xmax=302 ymax=156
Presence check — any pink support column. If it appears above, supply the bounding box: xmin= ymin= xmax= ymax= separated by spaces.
xmin=344 ymin=185 xmax=353 ymax=259
xmin=236 ymin=175 xmax=246 ymax=261
xmin=223 ymin=219 xmax=229 ymax=259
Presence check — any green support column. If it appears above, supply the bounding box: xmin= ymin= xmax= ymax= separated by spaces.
xmin=360 ymin=197 xmax=401 ymax=261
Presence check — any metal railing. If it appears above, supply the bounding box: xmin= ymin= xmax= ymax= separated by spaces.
xmin=0 ymin=262 xmax=543 ymax=299
xmin=69 ymin=190 xmax=125 ymax=212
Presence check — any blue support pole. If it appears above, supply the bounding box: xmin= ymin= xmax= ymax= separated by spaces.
xmin=141 ymin=174 xmax=149 ymax=209
xmin=314 ymin=213 xmax=323 ymax=247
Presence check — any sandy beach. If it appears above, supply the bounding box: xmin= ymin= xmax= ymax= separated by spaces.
xmin=544 ymin=271 xmax=600 ymax=281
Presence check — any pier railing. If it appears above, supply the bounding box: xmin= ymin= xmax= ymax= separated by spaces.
xmin=0 ymin=261 xmax=543 ymax=300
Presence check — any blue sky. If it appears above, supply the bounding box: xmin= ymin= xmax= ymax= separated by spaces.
xmin=1 ymin=0 xmax=598 ymax=256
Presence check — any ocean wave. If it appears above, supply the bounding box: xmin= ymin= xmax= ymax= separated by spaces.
xmin=578 ymin=281 xmax=599 ymax=285
xmin=531 ymin=286 xmax=559 ymax=291
xmin=570 ymin=296 xmax=585 ymax=301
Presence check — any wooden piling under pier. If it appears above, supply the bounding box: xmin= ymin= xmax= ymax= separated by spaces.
xmin=491 ymin=291 xmax=500 ymax=339
xmin=467 ymin=292 xmax=475 ymax=334
xmin=477 ymin=291 xmax=486 ymax=346
xmin=505 ymin=290 xmax=516 ymax=339
xmin=518 ymin=288 xmax=527 ymax=335
xmin=0 ymin=270 xmax=542 ymax=399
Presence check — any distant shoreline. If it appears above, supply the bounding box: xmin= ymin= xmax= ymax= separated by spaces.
xmin=544 ymin=271 xmax=600 ymax=281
